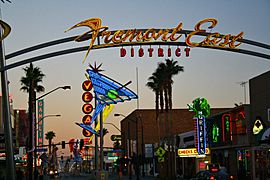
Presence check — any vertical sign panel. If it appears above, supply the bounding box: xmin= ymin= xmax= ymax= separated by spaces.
xmin=197 ymin=117 xmax=206 ymax=155
xmin=37 ymin=99 xmax=44 ymax=147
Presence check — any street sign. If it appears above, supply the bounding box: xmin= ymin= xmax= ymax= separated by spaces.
xmin=155 ymin=146 xmax=166 ymax=157
xmin=158 ymin=156 xmax=165 ymax=162
xmin=110 ymin=135 xmax=121 ymax=141
xmin=145 ymin=144 xmax=153 ymax=158
xmin=36 ymin=148 xmax=47 ymax=152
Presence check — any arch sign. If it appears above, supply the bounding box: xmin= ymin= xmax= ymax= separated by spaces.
xmin=1 ymin=17 xmax=269 ymax=72
xmin=65 ymin=18 xmax=244 ymax=62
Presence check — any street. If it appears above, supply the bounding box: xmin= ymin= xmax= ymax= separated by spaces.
xmin=41 ymin=173 xmax=156 ymax=180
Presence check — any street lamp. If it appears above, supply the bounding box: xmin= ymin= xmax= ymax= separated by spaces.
xmin=34 ymin=114 xmax=61 ymax=179
xmin=33 ymin=85 xmax=70 ymax=180
xmin=104 ymin=122 xmax=121 ymax=133
xmin=114 ymin=113 xmax=140 ymax=180
xmin=35 ymin=85 xmax=71 ymax=101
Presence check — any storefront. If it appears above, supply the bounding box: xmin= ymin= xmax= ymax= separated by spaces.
xmin=177 ymin=148 xmax=211 ymax=178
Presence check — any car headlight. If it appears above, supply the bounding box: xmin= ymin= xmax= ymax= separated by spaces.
xmin=49 ymin=170 xmax=53 ymax=174
xmin=54 ymin=170 xmax=58 ymax=174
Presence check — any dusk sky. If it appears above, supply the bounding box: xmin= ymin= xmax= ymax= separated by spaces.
xmin=1 ymin=0 xmax=270 ymax=151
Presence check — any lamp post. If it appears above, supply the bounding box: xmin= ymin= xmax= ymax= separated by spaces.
xmin=35 ymin=85 xmax=71 ymax=101
xmin=104 ymin=122 xmax=121 ymax=133
xmin=33 ymin=85 xmax=70 ymax=180
xmin=34 ymin=114 xmax=61 ymax=178
xmin=114 ymin=113 xmax=140 ymax=180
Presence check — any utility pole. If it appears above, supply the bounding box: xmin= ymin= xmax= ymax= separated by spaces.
xmin=0 ymin=22 xmax=16 ymax=180
xmin=237 ymin=81 xmax=248 ymax=104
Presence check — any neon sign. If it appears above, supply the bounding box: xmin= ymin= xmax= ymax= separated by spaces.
xmin=81 ymin=80 xmax=94 ymax=137
xmin=76 ymin=64 xmax=138 ymax=135
xmin=37 ymin=99 xmax=44 ymax=146
xmin=178 ymin=148 xmax=210 ymax=157
xmin=66 ymin=18 xmax=244 ymax=62
xmin=188 ymin=97 xmax=210 ymax=155
xmin=120 ymin=46 xmax=190 ymax=58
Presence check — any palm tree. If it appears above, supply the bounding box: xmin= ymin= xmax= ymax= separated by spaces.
xmin=146 ymin=69 xmax=165 ymax=141
xmin=147 ymin=59 xmax=184 ymax=178
xmin=163 ymin=59 xmax=184 ymax=110
xmin=20 ymin=63 xmax=45 ymax=180
xmin=97 ymin=128 xmax=109 ymax=136
xmin=45 ymin=131 xmax=56 ymax=155
xmin=20 ymin=63 xmax=45 ymax=93
xmin=161 ymin=59 xmax=184 ymax=179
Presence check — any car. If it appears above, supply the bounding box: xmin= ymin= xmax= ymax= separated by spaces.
xmin=48 ymin=168 xmax=59 ymax=178
xmin=191 ymin=170 xmax=211 ymax=180
xmin=191 ymin=164 xmax=233 ymax=180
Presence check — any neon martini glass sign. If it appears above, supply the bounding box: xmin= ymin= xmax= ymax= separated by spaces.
xmin=76 ymin=65 xmax=138 ymax=135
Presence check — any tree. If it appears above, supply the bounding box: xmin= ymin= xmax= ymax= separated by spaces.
xmin=97 ymin=128 xmax=109 ymax=136
xmin=20 ymin=63 xmax=45 ymax=93
xmin=45 ymin=131 xmax=56 ymax=155
xmin=162 ymin=59 xmax=184 ymax=110
xmin=146 ymin=70 xmax=165 ymax=141
xmin=20 ymin=63 xmax=45 ymax=180
xmin=146 ymin=59 xmax=184 ymax=179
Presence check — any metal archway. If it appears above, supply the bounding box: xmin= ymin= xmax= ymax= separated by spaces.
xmin=1 ymin=28 xmax=270 ymax=72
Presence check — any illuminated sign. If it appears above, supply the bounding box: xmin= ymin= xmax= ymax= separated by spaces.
xmin=120 ymin=46 xmax=190 ymax=58
xmin=81 ymin=80 xmax=94 ymax=137
xmin=197 ymin=117 xmax=206 ymax=155
xmin=76 ymin=64 xmax=136 ymax=135
xmin=188 ymin=97 xmax=210 ymax=155
xmin=110 ymin=135 xmax=121 ymax=141
xmin=66 ymin=18 xmax=243 ymax=62
xmin=222 ymin=114 xmax=231 ymax=142
xmin=37 ymin=99 xmax=44 ymax=146
xmin=178 ymin=148 xmax=210 ymax=157
xmin=253 ymin=116 xmax=264 ymax=135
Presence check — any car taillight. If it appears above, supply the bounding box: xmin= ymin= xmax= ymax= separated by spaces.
xmin=210 ymin=168 xmax=219 ymax=173
xmin=210 ymin=176 xmax=215 ymax=180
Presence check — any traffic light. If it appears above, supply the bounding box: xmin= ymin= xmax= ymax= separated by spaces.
xmin=80 ymin=139 xmax=84 ymax=150
xmin=124 ymin=155 xmax=128 ymax=167
xmin=61 ymin=141 xmax=65 ymax=149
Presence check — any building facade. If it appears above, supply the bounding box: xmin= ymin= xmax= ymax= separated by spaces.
xmin=206 ymin=70 xmax=270 ymax=180
xmin=120 ymin=108 xmax=230 ymax=179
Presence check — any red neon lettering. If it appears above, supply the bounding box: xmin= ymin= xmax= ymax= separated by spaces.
xmin=38 ymin=114 xmax=43 ymax=119
xmin=82 ymin=115 xmax=92 ymax=125
xmin=139 ymin=48 xmax=144 ymax=57
xmin=82 ymin=104 xmax=93 ymax=114
xmin=168 ymin=47 xmax=171 ymax=57
xmin=175 ymin=47 xmax=181 ymax=57
xmin=131 ymin=47 xmax=134 ymax=57
xmin=82 ymin=80 xmax=93 ymax=91
xmin=148 ymin=47 xmax=154 ymax=57
xmin=83 ymin=129 xmax=92 ymax=137
xmin=82 ymin=92 xmax=93 ymax=102
xmin=158 ymin=48 xmax=164 ymax=57
xmin=38 ymin=101 xmax=43 ymax=106
xmin=185 ymin=47 xmax=190 ymax=57
xmin=120 ymin=48 xmax=126 ymax=57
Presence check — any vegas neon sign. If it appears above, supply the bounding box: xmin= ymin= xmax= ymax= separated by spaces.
xmin=65 ymin=18 xmax=244 ymax=62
